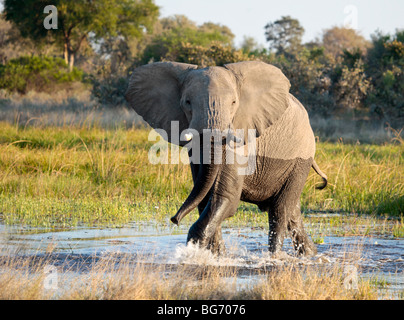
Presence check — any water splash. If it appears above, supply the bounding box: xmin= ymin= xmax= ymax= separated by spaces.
xmin=172 ymin=240 xmax=334 ymax=270
xmin=173 ymin=242 xmax=245 ymax=267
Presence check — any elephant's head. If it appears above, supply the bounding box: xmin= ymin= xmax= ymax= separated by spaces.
xmin=125 ymin=61 xmax=291 ymax=225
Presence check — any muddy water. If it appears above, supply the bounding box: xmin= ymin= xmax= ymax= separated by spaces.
xmin=0 ymin=219 xmax=403 ymax=297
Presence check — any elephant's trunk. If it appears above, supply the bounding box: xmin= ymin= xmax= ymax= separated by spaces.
xmin=171 ymin=142 xmax=220 ymax=225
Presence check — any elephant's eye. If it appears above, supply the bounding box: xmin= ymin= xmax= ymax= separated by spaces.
xmin=185 ymin=100 xmax=191 ymax=105
xmin=232 ymin=100 xmax=236 ymax=105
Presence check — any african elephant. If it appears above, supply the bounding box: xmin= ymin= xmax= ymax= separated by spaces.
xmin=125 ymin=61 xmax=327 ymax=256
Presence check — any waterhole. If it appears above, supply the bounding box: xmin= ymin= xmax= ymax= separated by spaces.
xmin=1 ymin=217 xmax=403 ymax=298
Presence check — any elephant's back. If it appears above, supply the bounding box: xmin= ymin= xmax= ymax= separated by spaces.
xmin=255 ymin=94 xmax=315 ymax=161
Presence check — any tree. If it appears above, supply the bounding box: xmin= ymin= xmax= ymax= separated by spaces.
xmin=270 ymin=46 xmax=336 ymax=117
xmin=264 ymin=16 xmax=305 ymax=54
xmin=0 ymin=13 xmax=60 ymax=64
xmin=166 ymin=42 xmax=252 ymax=67
xmin=159 ymin=14 xmax=197 ymax=31
xmin=155 ymin=15 xmax=235 ymax=46
xmin=366 ymin=30 xmax=404 ymax=125
xmin=3 ymin=0 xmax=159 ymax=71
xmin=240 ymin=36 xmax=265 ymax=55
xmin=0 ymin=14 xmax=31 ymax=64
xmin=322 ymin=26 xmax=370 ymax=59
xmin=332 ymin=54 xmax=371 ymax=114
xmin=140 ymin=15 xmax=235 ymax=64
xmin=199 ymin=22 xmax=235 ymax=46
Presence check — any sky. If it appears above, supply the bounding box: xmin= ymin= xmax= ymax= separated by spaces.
xmin=155 ymin=0 xmax=404 ymax=47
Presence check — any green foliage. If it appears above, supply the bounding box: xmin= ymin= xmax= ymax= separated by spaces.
xmin=332 ymin=53 xmax=371 ymax=113
xmin=366 ymin=31 xmax=404 ymax=126
xmin=253 ymin=25 xmax=402 ymax=124
xmin=0 ymin=56 xmax=82 ymax=93
xmin=264 ymin=16 xmax=305 ymax=53
xmin=91 ymin=76 xmax=129 ymax=107
xmin=264 ymin=47 xmax=336 ymax=117
xmin=140 ymin=16 xmax=235 ymax=64
xmin=3 ymin=0 xmax=159 ymax=69
xmin=4 ymin=0 xmax=159 ymax=41
xmin=163 ymin=42 xmax=252 ymax=67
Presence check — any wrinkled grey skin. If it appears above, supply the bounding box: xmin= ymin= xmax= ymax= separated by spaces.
xmin=125 ymin=61 xmax=327 ymax=256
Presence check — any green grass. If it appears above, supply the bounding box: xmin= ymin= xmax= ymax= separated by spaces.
xmin=301 ymin=140 xmax=403 ymax=216
xmin=0 ymin=121 xmax=403 ymax=235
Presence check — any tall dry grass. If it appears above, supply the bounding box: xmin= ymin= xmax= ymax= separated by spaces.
xmin=309 ymin=116 xmax=401 ymax=144
xmin=0 ymin=89 xmax=143 ymax=129
xmin=0 ymin=250 xmax=381 ymax=300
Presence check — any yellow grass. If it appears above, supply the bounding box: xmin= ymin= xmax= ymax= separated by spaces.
xmin=0 ymin=248 xmax=383 ymax=300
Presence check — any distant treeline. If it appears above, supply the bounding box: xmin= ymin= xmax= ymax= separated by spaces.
xmin=0 ymin=2 xmax=403 ymax=128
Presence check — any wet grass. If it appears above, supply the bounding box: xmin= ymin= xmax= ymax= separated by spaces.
xmin=0 ymin=121 xmax=402 ymax=238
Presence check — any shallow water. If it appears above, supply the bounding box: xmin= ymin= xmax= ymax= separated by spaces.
xmin=1 ymin=219 xmax=403 ymax=298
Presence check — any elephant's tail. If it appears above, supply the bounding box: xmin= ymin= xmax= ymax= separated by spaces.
xmin=312 ymin=160 xmax=328 ymax=190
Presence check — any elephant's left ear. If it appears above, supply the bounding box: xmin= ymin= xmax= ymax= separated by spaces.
xmin=224 ymin=61 xmax=291 ymax=138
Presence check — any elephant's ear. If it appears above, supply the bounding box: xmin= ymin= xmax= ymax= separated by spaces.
xmin=125 ymin=62 xmax=198 ymax=145
xmin=224 ymin=61 xmax=291 ymax=138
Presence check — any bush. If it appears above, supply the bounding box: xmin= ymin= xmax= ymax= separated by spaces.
xmin=141 ymin=41 xmax=252 ymax=68
xmin=366 ymin=31 xmax=404 ymax=127
xmin=0 ymin=56 xmax=83 ymax=93
xmin=91 ymin=76 xmax=128 ymax=107
xmin=165 ymin=42 xmax=253 ymax=67
xmin=263 ymin=47 xmax=337 ymax=117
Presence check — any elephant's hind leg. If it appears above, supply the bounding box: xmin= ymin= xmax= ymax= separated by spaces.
xmin=288 ymin=201 xmax=317 ymax=256
xmin=264 ymin=203 xmax=287 ymax=255
xmin=264 ymin=157 xmax=315 ymax=256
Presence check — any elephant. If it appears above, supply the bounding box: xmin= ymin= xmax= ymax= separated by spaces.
xmin=125 ymin=61 xmax=327 ymax=256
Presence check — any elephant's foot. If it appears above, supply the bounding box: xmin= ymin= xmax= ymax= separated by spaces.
xmin=290 ymin=229 xmax=317 ymax=257
xmin=187 ymin=225 xmax=226 ymax=255
xmin=206 ymin=230 xmax=226 ymax=255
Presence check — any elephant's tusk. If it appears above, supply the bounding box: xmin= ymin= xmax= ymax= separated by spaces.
xmin=184 ymin=133 xmax=193 ymax=141
xmin=229 ymin=134 xmax=242 ymax=144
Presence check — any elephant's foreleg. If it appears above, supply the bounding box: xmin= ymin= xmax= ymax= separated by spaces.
xmin=187 ymin=176 xmax=242 ymax=254
xmin=207 ymin=225 xmax=225 ymax=254
xmin=187 ymin=149 xmax=244 ymax=254
xmin=187 ymin=196 xmax=234 ymax=252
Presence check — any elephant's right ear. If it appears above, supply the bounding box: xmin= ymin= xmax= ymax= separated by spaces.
xmin=125 ymin=62 xmax=198 ymax=145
